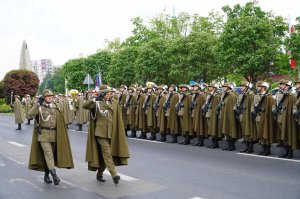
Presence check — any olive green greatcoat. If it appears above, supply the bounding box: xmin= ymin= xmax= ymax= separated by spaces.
xmin=239 ymin=92 xmax=257 ymax=141
xmin=253 ymin=93 xmax=276 ymax=143
xmin=177 ymin=93 xmax=193 ymax=135
xmin=13 ymin=98 xmax=25 ymax=124
xmin=135 ymin=94 xmax=147 ymax=132
xmin=157 ymin=94 xmax=167 ymax=133
xmin=144 ymin=94 xmax=157 ymax=130
xmin=28 ymin=104 xmax=74 ymax=171
xmin=192 ymin=93 xmax=208 ymax=137
xmin=24 ymin=99 xmax=34 ymax=119
xmin=219 ymin=92 xmax=239 ymax=139
xmin=293 ymin=94 xmax=300 ymax=125
xmin=125 ymin=94 xmax=136 ymax=130
xmin=83 ymin=99 xmax=130 ymax=171
xmin=74 ymin=98 xmax=86 ymax=124
xmin=166 ymin=93 xmax=180 ymax=134
xmin=60 ymin=99 xmax=73 ymax=124
xmin=207 ymin=94 xmax=221 ymax=137
xmin=279 ymin=94 xmax=298 ymax=149
xmin=118 ymin=92 xmax=127 ymax=129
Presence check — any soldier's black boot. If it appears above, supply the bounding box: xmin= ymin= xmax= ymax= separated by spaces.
xmin=25 ymin=119 xmax=30 ymax=125
xmin=138 ymin=132 xmax=147 ymax=139
xmin=222 ymin=139 xmax=230 ymax=150
xmin=113 ymin=175 xmax=121 ymax=185
xmin=240 ymin=141 xmax=249 ymax=153
xmin=168 ymin=134 xmax=177 ymax=143
xmin=147 ymin=132 xmax=156 ymax=140
xmin=182 ymin=135 xmax=190 ymax=145
xmin=76 ymin=124 xmax=83 ymax=131
xmin=263 ymin=144 xmax=271 ymax=156
xmin=287 ymin=147 xmax=293 ymax=159
xmin=192 ymin=136 xmax=201 ymax=146
xmin=227 ymin=139 xmax=236 ymax=151
xmin=49 ymin=169 xmax=60 ymax=186
xmin=212 ymin=137 xmax=219 ymax=149
xmin=44 ymin=169 xmax=52 ymax=184
xmin=96 ymin=174 xmax=106 ymax=182
xmin=247 ymin=140 xmax=254 ymax=154
xmin=198 ymin=136 xmax=204 ymax=147
xmin=207 ymin=137 xmax=214 ymax=148
xmin=16 ymin=123 xmax=21 ymax=130
xmin=278 ymin=146 xmax=289 ymax=158
xmin=159 ymin=133 xmax=166 ymax=142
xmin=258 ymin=144 xmax=266 ymax=155
xmin=129 ymin=130 xmax=137 ymax=138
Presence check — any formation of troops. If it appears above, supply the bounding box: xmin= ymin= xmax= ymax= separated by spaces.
xmin=9 ymin=78 xmax=300 ymax=186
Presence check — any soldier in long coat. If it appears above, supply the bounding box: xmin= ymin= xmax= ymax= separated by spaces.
xmin=251 ymin=81 xmax=275 ymax=156
xmin=28 ymin=89 xmax=74 ymax=186
xmin=203 ymin=83 xmax=221 ymax=148
xmin=273 ymin=80 xmax=298 ymax=159
xmin=165 ymin=85 xmax=180 ymax=143
xmin=155 ymin=86 xmax=167 ymax=142
xmin=24 ymin=94 xmax=34 ymax=125
xmin=118 ymin=85 xmax=128 ymax=135
xmin=74 ymin=93 xmax=87 ymax=131
xmin=125 ymin=87 xmax=137 ymax=138
xmin=293 ymin=79 xmax=300 ymax=126
xmin=234 ymin=81 xmax=257 ymax=153
xmin=190 ymin=83 xmax=208 ymax=147
xmin=11 ymin=95 xmax=25 ymax=130
xmin=219 ymin=82 xmax=239 ymax=151
xmin=135 ymin=87 xmax=147 ymax=139
xmin=83 ymin=85 xmax=130 ymax=185
xmin=143 ymin=85 xmax=157 ymax=140
xmin=176 ymin=84 xmax=193 ymax=145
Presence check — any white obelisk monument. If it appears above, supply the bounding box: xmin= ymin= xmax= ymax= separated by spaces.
xmin=19 ymin=40 xmax=32 ymax=71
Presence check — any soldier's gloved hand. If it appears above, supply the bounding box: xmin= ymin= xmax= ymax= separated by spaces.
xmin=95 ymin=93 xmax=104 ymax=101
xmin=293 ymin=111 xmax=300 ymax=119
xmin=38 ymin=95 xmax=44 ymax=105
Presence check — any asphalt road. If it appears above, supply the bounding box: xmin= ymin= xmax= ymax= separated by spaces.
xmin=0 ymin=114 xmax=300 ymax=199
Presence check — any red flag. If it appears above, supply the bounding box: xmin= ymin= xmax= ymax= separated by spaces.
xmin=290 ymin=58 xmax=297 ymax=69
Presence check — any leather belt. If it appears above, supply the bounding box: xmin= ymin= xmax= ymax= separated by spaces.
xmin=41 ymin=127 xmax=56 ymax=130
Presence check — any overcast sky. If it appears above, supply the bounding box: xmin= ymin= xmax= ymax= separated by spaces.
xmin=0 ymin=0 xmax=299 ymax=80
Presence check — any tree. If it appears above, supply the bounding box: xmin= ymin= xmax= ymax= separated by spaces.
xmin=287 ymin=17 xmax=300 ymax=73
xmin=3 ymin=70 xmax=39 ymax=100
xmin=219 ymin=1 xmax=288 ymax=82
xmin=38 ymin=69 xmax=65 ymax=94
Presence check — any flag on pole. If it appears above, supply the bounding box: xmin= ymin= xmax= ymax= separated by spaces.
xmin=288 ymin=15 xmax=297 ymax=69
xmin=95 ymin=69 xmax=102 ymax=91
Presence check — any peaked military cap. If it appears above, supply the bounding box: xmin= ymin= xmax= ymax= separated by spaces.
xmin=42 ymin=89 xmax=54 ymax=97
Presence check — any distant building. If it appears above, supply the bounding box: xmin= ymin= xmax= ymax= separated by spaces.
xmin=19 ymin=40 xmax=32 ymax=71
xmin=32 ymin=59 xmax=61 ymax=83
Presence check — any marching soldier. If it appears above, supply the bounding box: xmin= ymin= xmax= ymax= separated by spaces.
xmin=11 ymin=95 xmax=25 ymax=130
xmin=125 ymin=87 xmax=137 ymax=138
xmin=83 ymin=85 xmax=130 ymax=185
xmin=28 ymin=89 xmax=74 ymax=186
xmin=293 ymin=79 xmax=300 ymax=125
xmin=251 ymin=81 xmax=275 ymax=156
xmin=234 ymin=81 xmax=257 ymax=153
xmin=218 ymin=82 xmax=239 ymax=151
xmin=24 ymin=94 xmax=34 ymax=125
xmin=273 ymin=80 xmax=297 ymax=158
xmin=176 ymin=84 xmax=193 ymax=145
xmin=203 ymin=83 xmax=221 ymax=149
xmin=166 ymin=84 xmax=180 ymax=143
xmin=143 ymin=84 xmax=157 ymax=140
xmin=135 ymin=87 xmax=147 ymax=139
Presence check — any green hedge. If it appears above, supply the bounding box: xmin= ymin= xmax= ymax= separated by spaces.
xmin=0 ymin=104 xmax=13 ymax=113
xmin=0 ymin=98 xmax=6 ymax=105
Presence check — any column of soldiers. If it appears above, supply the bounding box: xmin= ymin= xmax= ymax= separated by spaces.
xmin=116 ymin=79 xmax=299 ymax=159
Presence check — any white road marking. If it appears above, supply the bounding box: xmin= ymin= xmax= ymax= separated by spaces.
xmin=5 ymin=156 xmax=26 ymax=164
xmin=103 ymin=170 xmax=138 ymax=181
xmin=128 ymin=137 xmax=163 ymax=144
xmin=0 ymin=161 xmax=5 ymax=166
xmin=189 ymin=197 xmax=204 ymax=199
xmin=8 ymin=141 xmax=25 ymax=147
xmin=9 ymin=178 xmax=44 ymax=191
xmin=237 ymin=153 xmax=300 ymax=163
xmin=60 ymin=179 xmax=78 ymax=187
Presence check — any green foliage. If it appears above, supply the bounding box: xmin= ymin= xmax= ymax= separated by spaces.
xmin=286 ymin=17 xmax=300 ymax=67
xmin=0 ymin=98 xmax=6 ymax=105
xmin=38 ymin=68 xmax=65 ymax=94
xmin=0 ymin=104 xmax=12 ymax=113
xmin=0 ymin=81 xmax=4 ymax=98
xmin=3 ymin=70 xmax=39 ymax=101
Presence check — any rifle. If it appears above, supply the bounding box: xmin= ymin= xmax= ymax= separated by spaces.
xmin=163 ymin=93 xmax=173 ymax=112
xmin=175 ymin=93 xmax=186 ymax=113
xmin=202 ymin=92 xmax=215 ymax=117
xmin=142 ymin=94 xmax=151 ymax=113
xmin=118 ymin=93 xmax=123 ymax=105
xmin=251 ymin=94 xmax=266 ymax=120
xmin=124 ymin=95 xmax=132 ymax=113
xmin=272 ymin=92 xmax=287 ymax=120
xmin=234 ymin=93 xmax=247 ymax=120
xmin=216 ymin=92 xmax=228 ymax=115
xmin=153 ymin=95 xmax=162 ymax=115
xmin=189 ymin=92 xmax=199 ymax=114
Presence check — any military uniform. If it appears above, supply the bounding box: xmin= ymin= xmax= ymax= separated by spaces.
xmin=125 ymin=87 xmax=137 ymax=138
xmin=74 ymin=94 xmax=87 ymax=131
xmin=155 ymin=86 xmax=167 ymax=142
xmin=28 ymin=89 xmax=74 ymax=186
xmin=234 ymin=81 xmax=257 ymax=153
xmin=166 ymin=85 xmax=180 ymax=143
xmin=293 ymin=79 xmax=300 ymax=125
xmin=12 ymin=95 xmax=25 ymax=130
xmin=118 ymin=85 xmax=128 ymax=134
xmin=135 ymin=87 xmax=147 ymax=139
xmin=143 ymin=85 xmax=157 ymax=140
xmin=83 ymin=85 xmax=130 ymax=185
xmin=24 ymin=94 xmax=34 ymax=125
